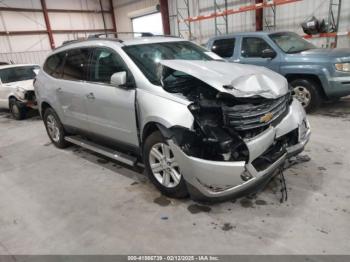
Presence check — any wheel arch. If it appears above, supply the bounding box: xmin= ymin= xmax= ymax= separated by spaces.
xmin=40 ymin=101 xmax=52 ymax=116
xmin=8 ymin=95 xmax=17 ymax=107
xmin=142 ymin=122 xmax=172 ymax=144
xmin=285 ymin=74 xmax=328 ymax=100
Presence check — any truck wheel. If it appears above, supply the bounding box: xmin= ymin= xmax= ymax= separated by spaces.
xmin=43 ymin=108 xmax=69 ymax=148
xmin=9 ymin=98 xmax=26 ymax=120
xmin=290 ymin=79 xmax=321 ymax=112
xmin=143 ymin=131 xmax=188 ymax=198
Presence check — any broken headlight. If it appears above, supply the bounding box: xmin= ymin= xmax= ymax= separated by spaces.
xmin=186 ymin=102 xmax=249 ymax=162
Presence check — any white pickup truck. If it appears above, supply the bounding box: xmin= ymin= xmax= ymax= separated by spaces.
xmin=0 ymin=64 xmax=40 ymax=120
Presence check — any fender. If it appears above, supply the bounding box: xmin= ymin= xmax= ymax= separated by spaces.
xmin=280 ymin=64 xmax=330 ymax=91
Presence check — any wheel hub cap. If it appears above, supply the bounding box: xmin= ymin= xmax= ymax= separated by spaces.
xmin=149 ymin=142 xmax=181 ymax=188
xmin=292 ymin=86 xmax=311 ymax=107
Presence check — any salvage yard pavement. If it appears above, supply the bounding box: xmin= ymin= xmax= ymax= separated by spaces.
xmin=0 ymin=98 xmax=349 ymax=255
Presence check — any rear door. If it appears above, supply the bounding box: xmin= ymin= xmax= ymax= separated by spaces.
xmin=239 ymin=37 xmax=280 ymax=72
xmin=84 ymin=47 xmax=139 ymax=147
xmin=210 ymin=37 xmax=236 ymax=61
xmin=55 ymin=48 xmax=91 ymax=130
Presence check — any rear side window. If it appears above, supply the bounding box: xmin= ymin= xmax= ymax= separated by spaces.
xmin=43 ymin=52 xmax=65 ymax=78
xmin=62 ymin=48 xmax=90 ymax=81
xmin=0 ymin=66 xmax=38 ymax=83
xmin=211 ymin=38 xmax=235 ymax=58
xmin=241 ymin=37 xmax=272 ymax=58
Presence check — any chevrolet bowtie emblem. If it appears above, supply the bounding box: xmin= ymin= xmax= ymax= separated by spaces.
xmin=260 ymin=113 xmax=273 ymax=123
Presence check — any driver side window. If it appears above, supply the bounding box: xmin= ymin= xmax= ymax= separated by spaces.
xmin=90 ymin=48 xmax=132 ymax=84
xmin=241 ymin=37 xmax=273 ymax=58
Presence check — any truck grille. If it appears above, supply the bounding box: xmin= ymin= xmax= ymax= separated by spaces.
xmin=222 ymin=93 xmax=290 ymax=132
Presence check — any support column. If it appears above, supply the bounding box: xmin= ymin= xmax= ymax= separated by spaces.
xmin=40 ymin=0 xmax=55 ymax=49
xmin=159 ymin=0 xmax=170 ymax=35
xmin=255 ymin=0 xmax=263 ymax=31
xmin=109 ymin=0 xmax=117 ymax=35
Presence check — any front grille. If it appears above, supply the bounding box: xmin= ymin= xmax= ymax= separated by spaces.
xmin=222 ymin=93 xmax=290 ymax=132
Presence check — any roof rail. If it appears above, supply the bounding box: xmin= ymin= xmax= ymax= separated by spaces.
xmin=88 ymin=32 xmax=180 ymax=39
xmin=88 ymin=32 xmax=154 ymax=39
xmin=62 ymin=39 xmax=80 ymax=46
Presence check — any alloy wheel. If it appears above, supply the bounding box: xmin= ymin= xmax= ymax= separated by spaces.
xmin=46 ymin=114 xmax=60 ymax=142
xmin=149 ymin=142 xmax=181 ymax=188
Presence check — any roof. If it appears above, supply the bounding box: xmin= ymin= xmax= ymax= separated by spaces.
xmin=52 ymin=36 xmax=185 ymax=54
xmin=0 ymin=64 xmax=39 ymax=70
xmin=209 ymin=31 xmax=290 ymax=39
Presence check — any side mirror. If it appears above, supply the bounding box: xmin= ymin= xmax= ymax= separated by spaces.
xmin=111 ymin=71 xmax=127 ymax=87
xmin=261 ymin=48 xmax=276 ymax=59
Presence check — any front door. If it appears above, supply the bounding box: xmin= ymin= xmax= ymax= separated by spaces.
xmin=84 ymin=47 xmax=139 ymax=147
xmin=239 ymin=37 xmax=280 ymax=72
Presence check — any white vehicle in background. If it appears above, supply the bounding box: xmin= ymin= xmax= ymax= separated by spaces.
xmin=0 ymin=64 xmax=40 ymax=120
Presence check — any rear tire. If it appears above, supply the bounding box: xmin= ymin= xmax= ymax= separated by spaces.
xmin=290 ymin=79 xmax=322 ymax=113
xmin=143 ymin=131 xmax=188 ymax=198
xmin=43 ymin=108 xmax=69 ymax=148
xmin=9 ymin=98 xmax=26 ymax=120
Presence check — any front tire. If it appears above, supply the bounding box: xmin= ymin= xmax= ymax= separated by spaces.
xmin=43 ymin=108 xmax=69 ymax=148
xmin=9 ymin=99 xmax=26 ymax=120
xmin=290 ymin=79 xmax=322 ymax=112
xmin=144 ymin=131 xmax=188 ymax=198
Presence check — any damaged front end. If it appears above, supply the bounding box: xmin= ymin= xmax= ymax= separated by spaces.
xmin=15 ymin=87 xmax=37 ymax=109
xmin=159 ymin=60 xmax=310 ymax=200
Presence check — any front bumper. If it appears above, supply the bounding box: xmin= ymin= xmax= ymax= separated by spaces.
xmin=169 ymin=99 xmax=310 ymax=199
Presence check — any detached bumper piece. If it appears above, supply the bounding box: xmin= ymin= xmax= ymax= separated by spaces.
xmin=17 ymin=91 xmax=38 ymax=109
xmin=169 ymin=99 xmax=310 ymax=200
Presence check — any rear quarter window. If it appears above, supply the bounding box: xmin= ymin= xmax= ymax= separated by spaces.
xmin=43 ymin=52 xmax=65 ymax=78
xmin=211 ymin=38 xmax=235 ymax=58
xmin=62 ymin=48 xmax=90 ymax=81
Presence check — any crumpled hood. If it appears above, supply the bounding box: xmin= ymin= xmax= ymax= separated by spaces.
xmin=3 ymin=79 xmax=34 ymax=91
xmin=159 ymin=60 xmax=288 ymax=99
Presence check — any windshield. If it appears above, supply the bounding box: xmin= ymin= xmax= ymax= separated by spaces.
xmin=0 ymin=66 xmax=39 ymax=84
xmin=122 ymin=41 xmax=212 ymax=85
xmin=269 ymin=32 xmax=316 ymax=54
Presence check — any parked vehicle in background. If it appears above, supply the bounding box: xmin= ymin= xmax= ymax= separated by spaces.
xmin=35 ymin=36 xmax=310 ymax=201
xmin=0 ymin=64 xmax=40 ymax=120
xmin=207 ymin=31 xmax=350 ymax=112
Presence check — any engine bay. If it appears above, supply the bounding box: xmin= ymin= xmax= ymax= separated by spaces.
xmin=162 ymin=68 xmax=292 ymax=162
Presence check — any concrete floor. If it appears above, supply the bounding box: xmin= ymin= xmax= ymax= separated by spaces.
xmin=0 ymin=100 xmax=349 ymax=255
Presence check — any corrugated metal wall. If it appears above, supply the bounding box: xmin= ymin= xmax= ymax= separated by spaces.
xmin=0 ymin=0 xmax=160 ymax=65
xmin=0 ymin=0 xmax=112 ymax=65
xmin=168 ymin=0 xmax=350 ymax=47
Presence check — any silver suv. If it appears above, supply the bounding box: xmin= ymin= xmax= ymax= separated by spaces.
xmin=34 ymin=36 xmax=310 ymax=200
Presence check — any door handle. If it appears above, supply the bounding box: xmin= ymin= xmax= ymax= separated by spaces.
xmin=86 ymin=92 xmax=95 ymax=100
xmin=56 ymin=87 xmax=63 ymax=93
